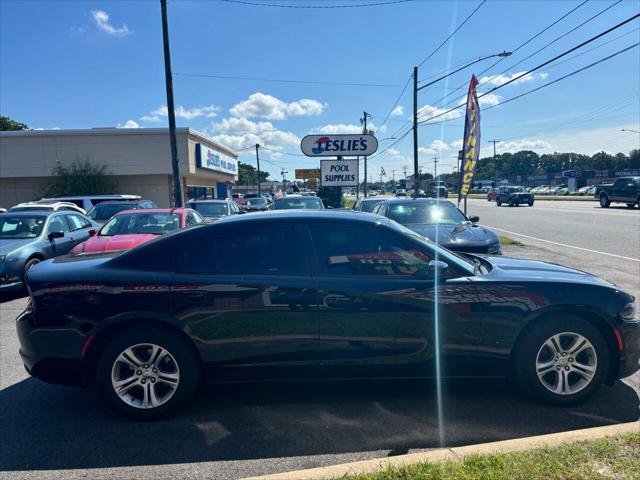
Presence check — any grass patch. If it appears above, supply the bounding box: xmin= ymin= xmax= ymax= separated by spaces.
xmin=343 ymin=433 xmax=640 ymax=480
xmin=499 ymin=235 xmax=523 ymax=246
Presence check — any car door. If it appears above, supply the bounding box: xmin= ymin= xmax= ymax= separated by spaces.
xmin=172 ymin=222 xmax=320 ymax=381
xmin=610 ymin=179 xmax=627 ymax=201
xmin=44 ymin=214 xmax=74 ymax=255
xmin=308 ymin=221 xmax=482 ymax=379
xmin=64 ymin=213 xmax=94 ymax=247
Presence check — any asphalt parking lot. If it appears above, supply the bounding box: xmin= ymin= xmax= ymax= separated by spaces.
xmin=1 ymin=198 xmax=639 ymax=480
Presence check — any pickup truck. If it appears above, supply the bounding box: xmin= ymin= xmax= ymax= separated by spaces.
xmin=596 ymin=176 xmax=640 ymax=208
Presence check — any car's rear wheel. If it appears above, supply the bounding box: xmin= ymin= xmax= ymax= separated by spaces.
xmin=496 ymin=198 xmax=502 ymax=206
xmin=528 ymin=199 xmax=534 ymax=207
xmin=599 ymin=194 xmax=610 ymax=208
xmin=512 ymin=316 xmax=609 ymax=406
xmin=96 ymin=326 xmax=200 ymax=419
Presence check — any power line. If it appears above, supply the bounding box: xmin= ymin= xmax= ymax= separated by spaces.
xmin=220 ymin=0 xmax=414 ymax=8
xmin=417 ymin=0 xmax=487 ymax=67
xmin=425 ymin=0 xmax=591 ymax=109
xmin=481 ymin=42 xmax=640 ymax=112
xmin=173 ymin=72 xmax=404 ymax=88
xmin=376 ymin=73 xmax=412 ymax=133
xmin=417 ymin=13 xmax=640 ymax=125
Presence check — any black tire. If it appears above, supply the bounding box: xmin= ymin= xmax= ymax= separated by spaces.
xmin=626 ymin=203 xmax=636 ymax=209
xmin=496 ymin=198 xmax=502 ymax=206
xmin=512 ymin=315 xmax=609 ymax=406
xmin=22 ymin=257 xmax=42 ymax=285
xmin=528 ymin=200 xmax=534 ymax=207
xmin=599 ymin=194 xmax=610 ymax=208
xmin=96 ymin=325 xmax=200 ymax=420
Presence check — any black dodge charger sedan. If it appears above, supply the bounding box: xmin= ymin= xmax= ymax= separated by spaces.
xmin=371 ymin=198 xmax=501 ymax=255
xmin=17 ymin=211 xmax=639 ymax=419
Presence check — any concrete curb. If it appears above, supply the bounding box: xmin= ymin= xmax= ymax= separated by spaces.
xmin=243 ymin=421 xmax=639 ymax=480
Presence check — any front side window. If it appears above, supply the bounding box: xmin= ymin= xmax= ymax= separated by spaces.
xmin=47 ymin=215 xmax=70 ymax=234
xmin=181 ymin=225 xmax=305 ymax=275
xmin=308 ymin=223 xmax=432 ymax=277
xmin=87 ymin=203 xmax=137 ymax=221
xmin=100 ymin=213 xmax=181 ymax=236
xmin=0 ymin=215 xmax=45 ymax=239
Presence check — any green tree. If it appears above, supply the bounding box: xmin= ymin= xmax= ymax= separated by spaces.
xmin=0 ymin=115 xmax=29 ymax=131
xmin=42 ymin=156 xmax=116 ymax=197
xmin=238 ymin=162 xmax=270 ymax=186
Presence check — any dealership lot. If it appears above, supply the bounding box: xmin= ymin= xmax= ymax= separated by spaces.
xmin=1 ymin=199 xmax=638 ymax=480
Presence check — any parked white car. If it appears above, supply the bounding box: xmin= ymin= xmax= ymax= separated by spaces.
xmin=9 ymin=201 xmax=86 ymax=215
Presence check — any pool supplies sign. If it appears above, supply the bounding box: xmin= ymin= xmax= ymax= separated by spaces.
xmin=301 ymin=134 xmax=378 ymax=157
xmin=321 ymin=159 xmax=359 ymax=187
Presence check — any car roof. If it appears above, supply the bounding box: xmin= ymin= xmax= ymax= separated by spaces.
xmin=185 ymin=199 xmax=230 ymax=204
xmin=0 ymin=210 xmax=53 ymax=217
xmin=43 ymin=194 xmax=140 ymax=200
xmin=212 ymin=209 xmax=385 ymax=226
xmin=112 ymin=208 xmax=187 ymax=216
xmin=376 ymin=198 xmax=456 ymax=206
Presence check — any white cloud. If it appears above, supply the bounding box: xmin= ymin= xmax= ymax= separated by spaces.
xmin=479 ymin=71 xmax=548 ymax=87
xmin=449 ymin=139 xmax=463 ymax=150
xmin=209 ymin=116 xmax=300 ymax=153
xmin=317 ymin=123 xmax=364 ymax=134
xmin=418 ymin=104 xmax=464 ymax=123
xmin=117 ymin=120 xmax=141 ymax=128
xmin=496 ymin=139 xmax=553 ymax=153
xmin=90 ymin=10 xmax=131 ymax=37
xmin=390 ymin=105 xmax=404 ymax=117
xmin=140 ymin=104 xmax=219 ymax=122
xmin=230 ymin=92 xmax=325 ymax=120
xmin=478 ymin=93 xmax=502 ymax=107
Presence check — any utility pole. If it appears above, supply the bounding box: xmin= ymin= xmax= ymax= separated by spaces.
xmin=433 ymin=157 xmax=438 ymax=179
xmin=412 ymin=66 xmax=419 ymax=199
xmin=255 ymin=144 xmax=261 ymax=196
xmin=361 ymin=111 xmax=372 ymax=197
xmin=488 ymin=139 xmax=500 ymax=187
xmin=281 ymin=168 xmax=288 ymax=191
xmin=160 ymin=0 xmax=182 ymax=207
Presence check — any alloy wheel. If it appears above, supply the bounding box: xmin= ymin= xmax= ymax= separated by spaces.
xmin=111 ymin=343 xmax=180 ymax=409
xmin=535 ymin=332 xmax=597 ymax=396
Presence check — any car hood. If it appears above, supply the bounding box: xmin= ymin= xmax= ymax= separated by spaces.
xmin=483 ymin=256 xmax=615 ymax=287
xmin=406 ymin=223 xmax=498 ymax=249
xmin=0 ymin=238 xmax=35 ymax=255
xmin=72 ymin=234 xmax=159 ymax=254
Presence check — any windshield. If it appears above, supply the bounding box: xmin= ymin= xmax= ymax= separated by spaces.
xmin=0 ymin=215 xmax=45 ymax=239
xmin=509 ymin=187 xmax=525 ymax=193
xmin=273 ymin=197 xmax=323 ymax=210
xmin=387 ymin=202 xmax=468 ymax=225
xmin=359 ymin=200 xmax=382 ymax=212
xmin=187 ymin=203 xmax=228 ymax=216
xmin=99 ymin=213 xmax=181 ymax=236
xmin=247 ymin=198 xmax=267 ymax=206
xmin=87 ymin=203 xmax=137 ymax=221
xmin=388 ymin=220 xmax=475 ymax=275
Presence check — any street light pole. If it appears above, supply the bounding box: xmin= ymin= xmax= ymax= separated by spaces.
xmin=412 ymin=66 xmax=419 ymax=199
xmin=255 ymin=144 xmax=261 ymax=197
xmin=488 ymin=139 xmax=500 ymax=186
xmin=160 ymin=0 xmax=182 ymax=207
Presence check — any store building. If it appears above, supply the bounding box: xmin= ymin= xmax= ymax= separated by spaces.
xmin=0 ymin=128 xmax=238 ymax=208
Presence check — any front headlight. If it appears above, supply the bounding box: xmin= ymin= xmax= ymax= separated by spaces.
xmin=619 ymin=302 xmax=637 ymax=321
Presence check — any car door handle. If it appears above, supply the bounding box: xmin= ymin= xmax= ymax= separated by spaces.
xmin=182 ymin=291 xmax=208 ymax=303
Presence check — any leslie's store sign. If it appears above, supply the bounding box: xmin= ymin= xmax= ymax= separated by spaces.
xmin=196 ymin=144 xmax=238 ymax=175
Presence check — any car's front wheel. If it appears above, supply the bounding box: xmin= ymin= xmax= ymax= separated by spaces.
xmin=512 ymin=316 xmax=609 ymax=406
xmin=528 ymin=199 xmax=534 ymax=207
xmin=496 ymin=198 xmax=502 ymax=206
xmin=599 ymin=194 xmax=610 ymax=208
xmin=96 ymin=326 xmax=200 ymax=419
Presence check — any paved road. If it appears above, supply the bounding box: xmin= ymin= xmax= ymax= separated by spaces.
xmin=1 ymin=199 xmax=639 ymax=480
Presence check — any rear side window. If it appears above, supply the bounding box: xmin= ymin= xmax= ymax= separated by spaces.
xmin=308 ymin=223 xmax=432 ymax=277
xmin=180 ymin=225 xmax=307 ymax=275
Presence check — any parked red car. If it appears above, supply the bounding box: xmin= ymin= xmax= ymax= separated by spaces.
xmin=70 ymin=208 xmax=204 ymax=254
xmin=487 ymin=188 xmax=497 ymax=202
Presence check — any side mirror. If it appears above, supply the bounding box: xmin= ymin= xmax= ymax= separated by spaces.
xmin=88 ymin=229 xmax=97 ymax=236
xmin=326 ymin=205 xmax=333 ymax=209
xmin=48 ymin=231 xmax=64 ymax=240
xmin=428 ymin=260 xmax=449 ymax=276
xmin=469 ymin=215 xmax=480 ymax=223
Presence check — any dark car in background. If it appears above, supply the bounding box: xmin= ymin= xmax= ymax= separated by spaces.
xmin=0 ymin=210 xmax=95 ymax=291
xmin=372 ymin=198 xmax=501 ymax=255
xmin=353 ymin=197 xmax=382 ymax=213
xmin=429 ymin=182 xmax=448 ymax=198
xmin=183 ymin=199 xmax=242 ymax=222
xmin=271 ymin=195 xmax=325 ymax=210
xmin=596 ymin=176 xmax=639 ymax=208
xmin=487 ymin=188 xmax=497 ymax=202
xmin=245 ymin=197 xmax=269 ymax=212
xmin=86 ymin=200 xmax=157 ymax=226
xmin=17 ymin=211 xmax=639 ymax=419
xmin=496 ymin=185 xmax=535 ymax=207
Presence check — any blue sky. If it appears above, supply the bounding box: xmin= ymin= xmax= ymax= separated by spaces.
xmin=1 ymin=0 xmax=639 ymax=179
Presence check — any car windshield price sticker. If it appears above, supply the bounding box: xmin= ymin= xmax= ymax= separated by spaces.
xmin=321 ymin=159 xmax=359 ymax=187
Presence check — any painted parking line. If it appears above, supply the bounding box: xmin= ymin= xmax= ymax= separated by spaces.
xmin=484 ymin=225 xmax=640 ymax=263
